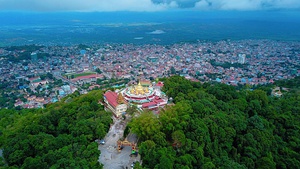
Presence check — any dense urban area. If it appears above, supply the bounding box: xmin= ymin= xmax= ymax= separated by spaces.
xmin=0 ymin=39 xmax=299 ymax=109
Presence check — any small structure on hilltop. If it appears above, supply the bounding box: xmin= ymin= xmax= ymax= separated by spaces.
xmin=103 ymin=91 xmax=128 ymax=118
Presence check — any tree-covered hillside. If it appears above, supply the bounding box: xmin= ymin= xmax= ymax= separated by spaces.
xmin=1 ymin=76 xmax=299 ymax=169
xmin=129 ymin=76 xmax=300 ymax=169
xmin=0 ymin=90 xmax=112 ymax=168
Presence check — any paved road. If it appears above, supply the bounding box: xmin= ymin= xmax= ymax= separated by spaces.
xmin=98 ymin=117 xmax=140 ymax=169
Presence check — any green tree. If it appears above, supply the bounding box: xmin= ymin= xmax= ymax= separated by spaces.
xmin=129 ymin=112 xmax=161 ymax=141
xmin=1 ymin=90 xmax=111 ymax=168
xmin=170 ymin=66 xmax=176 ymax=75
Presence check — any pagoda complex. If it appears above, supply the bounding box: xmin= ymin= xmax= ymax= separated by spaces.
xmin=103 ymin=80 xmax=168 ymax=117
xmin=121 ymin=80 xmax=168 ymax=110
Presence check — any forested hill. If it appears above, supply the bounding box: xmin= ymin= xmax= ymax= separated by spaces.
xmin=0 ymin=76 xmax=299 ymax=169
xmin=0 ymin=90 xmax=112 ymax=168
xmin=129 ymin=76 xmax=300 ymax=169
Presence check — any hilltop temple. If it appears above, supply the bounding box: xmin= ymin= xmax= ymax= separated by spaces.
xmin=122 ymin=81 xmax=155 ymax=104
xmin=121 ymin=80 xmax=168 ymax=110
xmin=103 ymin=80 xmax=168 ymax=117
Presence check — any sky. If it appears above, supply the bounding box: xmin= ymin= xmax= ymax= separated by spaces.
xmin=0 ymin=0 xmax=300 ymax=12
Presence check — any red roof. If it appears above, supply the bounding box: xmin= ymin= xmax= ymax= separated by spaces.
xmin=142 ymin=102 xmax=157 ymax=108
xmin=154 ymin=98 xmax=165 ymax=103
xmin=156 ymin=81 xmax=164 ymax=87
xmin=104 ymin=91 xmax=118 ymax=108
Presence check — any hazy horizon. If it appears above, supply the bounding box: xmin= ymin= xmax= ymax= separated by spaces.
xmin=0 ymin=11 xmax=300 ymax=46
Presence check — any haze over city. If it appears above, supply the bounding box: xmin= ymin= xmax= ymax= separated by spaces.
xmin=1 ymin=3 xmax=300 ymax=46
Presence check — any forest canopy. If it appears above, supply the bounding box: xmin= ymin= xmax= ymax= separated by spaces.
xmin=0 ymin=76 xmax=299 ymax=169
xmin=0 ymin=90 xmax=112 ymax=168
xmin=129 ymin=76 xmax=300 ymax=169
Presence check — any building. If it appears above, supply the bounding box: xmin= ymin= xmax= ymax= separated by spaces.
xmin=154 ymin=81 xmax=164 ymax=89
xmin=103 ymin=91 xmax=128 ymax=118
xmin=31 ymin=52 xmax=38 ymax=62
xmin=71 ymin=74 xmax=104 ymax=85
xmin=121 ymin=80 xmax=168 ymax=110
xmin=122 ymin=81 xmax=157 ymax=104
xmin=104 ymin=80 xmax=168 ymax=115
xmin=238 ymin=54 xmax=246 ymax=64
xmin=141 ymin=96 xmax=168 ymax=110
xmin=140 ymin=79 xmax=152 ymax=87
xmin=31 ymin=80 xmax=48 ymax=88
xmin=80 ymin=50 xmax=86 ymax=55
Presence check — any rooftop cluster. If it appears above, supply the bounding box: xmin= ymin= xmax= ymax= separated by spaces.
xmin=0 ymin=39 xmax=299 ymax=108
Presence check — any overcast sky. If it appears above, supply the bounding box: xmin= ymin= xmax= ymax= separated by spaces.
xmin=0 ymin=0 xmax=300 ymax=12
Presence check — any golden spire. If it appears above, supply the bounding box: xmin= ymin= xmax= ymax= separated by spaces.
xmin=117 ymin=93 xmax=125 ymax=104
xmin=138 ymin=80 xmax=141 ymax=86
xmin=136 ymin=80 xmax=144 ymax=94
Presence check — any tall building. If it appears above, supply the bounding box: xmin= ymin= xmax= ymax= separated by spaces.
xmin=238 ymin=54 xmax=246 ymax=64
xmin=31 ymin=52 xmax=38 ymax=62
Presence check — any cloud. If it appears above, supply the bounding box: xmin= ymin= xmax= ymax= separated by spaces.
xmin=0 ymin=0 xmax=178 ymax=12
xmin=147 ymin=30 xmax=166 ymax=34
xmin=0 ymin=0 xmax=299 ymax=12
xmin=194 ymin=0 xmax=300 ymax=10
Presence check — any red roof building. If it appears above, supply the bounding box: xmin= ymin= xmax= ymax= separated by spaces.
xmin=71 ymin=74 xmax=104 ymax=84
xmin=142 ymin=96 xmax=167 ymax=110
xmin=104 ymin=91 xmax=118 ymax=108
xmin=103 ymin=91 xmax=127 ymax=118
xmin=155 ymin=81 xmax=164 ymax=88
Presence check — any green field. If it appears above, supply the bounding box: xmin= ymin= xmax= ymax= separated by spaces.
xmin=64 ymin=72 xmax=96 ymax=79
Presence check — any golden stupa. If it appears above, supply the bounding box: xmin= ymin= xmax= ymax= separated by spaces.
xmin=117 ymin=93 xmax=125 ymax=104
xmin=130 ymin=81 xmax=149 ymax=95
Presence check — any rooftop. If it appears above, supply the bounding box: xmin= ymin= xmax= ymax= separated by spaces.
xmin=104 ymin=91 xmax=119 ymax=108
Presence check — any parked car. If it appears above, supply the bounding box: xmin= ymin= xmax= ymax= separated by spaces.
xmin=99 ymin=139 xmax=105 ymax=145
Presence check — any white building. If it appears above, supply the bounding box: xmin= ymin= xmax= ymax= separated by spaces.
xmin=238 ymin=54 xmax=246 ymax=64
